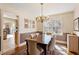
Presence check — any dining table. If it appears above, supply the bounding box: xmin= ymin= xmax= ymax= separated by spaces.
xmin=25 ymin=34 xmax=52 ymax=55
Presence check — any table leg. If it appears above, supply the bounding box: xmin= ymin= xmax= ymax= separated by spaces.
xmin=26 ymin=41 xmax=29 ymax=55
xmin=43 ymin=45 xmax=47 ymax=55
xmin=37 ymin=43 xmax=47 ymax=55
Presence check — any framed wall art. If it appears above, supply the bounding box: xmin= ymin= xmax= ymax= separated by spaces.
xmin=24 ymin=18 xmax=29 ymax=28
xmin=74 ymin=17 xmax=79 ymax=31
xmin=32 ymin=20 xmax=35 ymax=28
xmin=30 ymin=20 xmax=35 ymax=28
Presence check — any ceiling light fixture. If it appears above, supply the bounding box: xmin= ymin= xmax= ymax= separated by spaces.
xmin=36 ymin=3 xmax=49 ymax=23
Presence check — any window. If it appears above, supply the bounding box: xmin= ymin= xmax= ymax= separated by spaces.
xmin=43 ymin=19 xmax=62 ymax=34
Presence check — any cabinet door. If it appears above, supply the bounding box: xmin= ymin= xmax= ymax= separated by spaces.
xmin=73 ymin=36 xmax=78 ymax=53
xmin=69 ymin=36 xmax=74 ymax=52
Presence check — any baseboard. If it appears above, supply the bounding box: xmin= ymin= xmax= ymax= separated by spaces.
xmin=56 ymin=40 xmax=67 ymax=45
xmin=19 ymin=42 xmax=26 ymax=47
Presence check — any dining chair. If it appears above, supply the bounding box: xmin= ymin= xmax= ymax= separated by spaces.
xmin=47 ymin=35 xmax=56 ymax=54
xmin=28 ymin=40 xmax=43 ymax=55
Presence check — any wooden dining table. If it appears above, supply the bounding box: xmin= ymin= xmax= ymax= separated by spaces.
xmin=25 ymin=34 xmax=52 ymax=55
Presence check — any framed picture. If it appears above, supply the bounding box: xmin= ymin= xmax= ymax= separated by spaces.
xmin=32 ymin=21 xmax=35 ymax=28
xmin=24 ymin=18 xmax=29 ymax=28
xmin=74 ymin=17 xmax=79 ymax=31
xmin=30 ymin=20 xmax=35 ymax=28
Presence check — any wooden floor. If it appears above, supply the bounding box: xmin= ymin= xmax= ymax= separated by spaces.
xmin=2 ymin=43 xmax=76 ymax=55
xmin=0 ymin=51 xmax=1 ymax=54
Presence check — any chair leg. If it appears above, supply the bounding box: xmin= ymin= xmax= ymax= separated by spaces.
xmin=51 ymin=50 xmax=55 ymax=54
xmin=47 ymin=50 xmax=54 ymax=55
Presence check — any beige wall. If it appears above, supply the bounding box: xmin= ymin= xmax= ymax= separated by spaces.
xmin=36 ymin=21 xmax=43 ymax=32
xmin=74 ymin=4 xmax=79 ymax=36
xmin=36 ymin=11 xmax=74 ymax=33
xmin=74 ymin=4 xmax=79 ymax=18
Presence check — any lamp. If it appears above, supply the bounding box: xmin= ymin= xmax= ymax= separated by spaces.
xmin=36 ymin=3 xmax=49 ymax=23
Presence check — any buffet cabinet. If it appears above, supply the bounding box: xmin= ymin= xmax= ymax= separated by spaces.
xmin=69 ymin=35 xmax=79 ymax=54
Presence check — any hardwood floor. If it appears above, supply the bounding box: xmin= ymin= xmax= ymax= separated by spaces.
xmin=0 ymin=51 xmax=1 ymax=54
xmin=2 ymin=43 xmax=76 ymax=55
xmin=2 ymin=45 xmax=27 ymax=55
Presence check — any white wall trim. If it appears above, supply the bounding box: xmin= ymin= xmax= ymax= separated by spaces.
xmin=19 ymin=42 xmax=26 ymax=47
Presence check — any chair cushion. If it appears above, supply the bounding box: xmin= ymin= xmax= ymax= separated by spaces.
xmin=30 ymin=33 xmax=37 ymax=39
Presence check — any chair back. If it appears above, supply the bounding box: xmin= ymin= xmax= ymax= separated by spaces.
xmin=28 ymin=41 xmax=37 ymax=55
xmin=48 ymin=35 xmax=56 ymax=51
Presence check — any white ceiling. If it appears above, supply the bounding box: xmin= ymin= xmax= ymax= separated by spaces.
xmin=0 ymin=3 xmax=77 ymax=16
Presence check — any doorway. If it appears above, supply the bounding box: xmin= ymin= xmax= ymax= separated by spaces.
xmin=2 ymin=16 xmax=19 ymax=52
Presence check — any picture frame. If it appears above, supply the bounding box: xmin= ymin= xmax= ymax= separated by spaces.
xmin=32 ymin=20 xmax=35 ymax=28
xmin=30 ymin=20 xmax=35 ymax=28
xmin=24 ymin=18 xmax=29 ymax=28
xmin=74 ymin=17 xmax=79 ymax=31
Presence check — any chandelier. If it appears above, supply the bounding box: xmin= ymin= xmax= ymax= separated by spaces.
xmin=36 ymin=3 xmax=49 ymax=23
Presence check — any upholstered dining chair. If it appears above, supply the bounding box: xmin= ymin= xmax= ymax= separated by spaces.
xmin=28 ymin=40 xmax=43 ymax=55
xmin=47 ymin=35 xmax=56 ymax=54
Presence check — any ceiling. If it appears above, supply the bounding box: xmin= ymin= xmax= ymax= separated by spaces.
xmin=0 ymin=3 xmax=77 ymax=17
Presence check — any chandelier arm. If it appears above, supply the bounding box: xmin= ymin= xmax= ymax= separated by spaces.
xmin=36 ymin=3 xmax=48 ymax=23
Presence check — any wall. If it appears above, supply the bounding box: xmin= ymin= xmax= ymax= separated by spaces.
xmin=74 ymin=4 xmax=79 ymax=36
xmin=0 ymin=4 xmax=36 ymax=33
xmin=36 ymin=11 xmax=74 ymax=33
xmin=74 ymin=4 xmax=79 ymax=19
xmin=36 ymin=21 xmax=43 ymax=32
